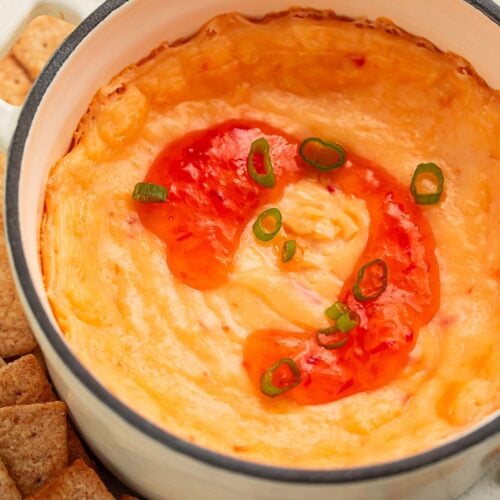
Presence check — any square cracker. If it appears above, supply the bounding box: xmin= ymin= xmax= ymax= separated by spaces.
xmin=0 ymin=458 xmax=21 ymax=500
xmin=0 ymin=401 xmax=68 ymax=496
xmin=26 ymin=459 xmax=113 ymax=500
xmin=67 ymin=422 xmax=92 ymax=466
xmin=12 ymin=16 xmax=74 ymax=80
xmin=0 ymin=354 xmax=55 ymax=407
xmin=30 ymin=346 xmax=49 ymax=373
xmin=0 ymin=55 xmax=31 ymax=106
xmin=0 ymin=154 xmax=38 ymax=357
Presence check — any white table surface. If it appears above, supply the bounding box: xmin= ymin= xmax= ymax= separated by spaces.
xmin=458 ymin=458 xmax=499 ymax=499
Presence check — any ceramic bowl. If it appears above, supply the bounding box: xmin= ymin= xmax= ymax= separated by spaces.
xmin=0 ymin=1 xmax=498 ymax=498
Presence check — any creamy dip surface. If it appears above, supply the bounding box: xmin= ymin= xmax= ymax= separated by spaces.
xmin=41 ymin=10 xmax=499 ymax=467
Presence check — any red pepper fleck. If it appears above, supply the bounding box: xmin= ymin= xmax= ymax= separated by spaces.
xmin=349 ymin=54 xmax=366 ymax=67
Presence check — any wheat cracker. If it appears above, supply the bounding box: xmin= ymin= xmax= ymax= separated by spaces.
xmin=0 ymin=154 xmax=37 ymax=357
xmin=27 ymin=459 xmax=113 ymax=500
xmin=0 ymin=354 xmax=55 ymax=407
xmin=67 ymin=422 xmax=92 ymax=466
xmin=0 ymin=401 xmax=68 ymax=496
xmin=0 ymin=458 xmax=21 ymax=500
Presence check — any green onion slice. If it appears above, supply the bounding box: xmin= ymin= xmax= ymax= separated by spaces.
xmin=252 ymin=208 xmax=282 ymax=242
xmin=316 ymin=326 xmax=350 ymax=349
xmin=260 ymin=358 xmax=301 ymax=397
xmin=132 ymin=182 xmax=168 ymax=203
xmin=282 ymin=240 xmax=297 ymax=263
xmin=247 ymin=138 xmax=276 ymax=188
xmin=299 ymin=137 xmax=346 ymax=171
xmin=325 ymin=301 xmax=349 ymax=321
xmin=410 ymin=163 xmax=444 ymax=205
xmin=336 ymin=312 xmax=359 ymax=332
xmin=324 ymin=301 xmax=359 ymax=332
xmin=318 ymin=325 xmax=340 ymax=334
xmin=353 ymin=258 xmax=388 ymax=302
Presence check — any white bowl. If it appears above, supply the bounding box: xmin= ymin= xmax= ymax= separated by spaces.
xmin=1 ymin=1 xmax=499 ymax=498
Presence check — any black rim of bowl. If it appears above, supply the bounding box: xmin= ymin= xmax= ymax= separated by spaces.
xmin=5 ymin=0 xmax=500 ymax=485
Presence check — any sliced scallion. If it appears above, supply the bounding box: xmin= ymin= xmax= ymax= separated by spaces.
xmin=325 ymin=301 xmax=349 ymax=321
xmin=299 ymin=137 xmax=346 ymax=171
xmin=316 ymin=327 xmax=350 ymax=349
xmin=336 ymin=312 xmax=359 ymax=332
xmin=260 ymin=358 xmax=301 ymax=397
xmin=282 ymin=240 xmax=297 ymax=263
xmin=410 ymin=163 xmax=444 ymax=205
xmin=353 ymin=258 xmax=388 ymax=302
xmin=324 ymin=301 xmax=359 ymax=333
xmin=247 ymin=138 xmax=276 ymax=188
xmin=132 ymin=182 xmax=168 ymax=203
xmin=252 ymin=208 xmax=282 ymax=242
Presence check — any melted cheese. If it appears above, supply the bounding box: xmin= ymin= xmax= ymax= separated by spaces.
xmin=41 ymin=10 xmax=500 ymax=467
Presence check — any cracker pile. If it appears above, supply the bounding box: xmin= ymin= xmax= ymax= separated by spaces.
xmin=0 ymin=16 xmax=130 ymax=499
xmin=0 ymin=354 xmax=114 ymax=498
